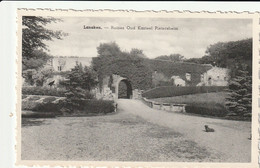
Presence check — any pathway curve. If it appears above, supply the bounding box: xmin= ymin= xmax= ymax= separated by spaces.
xmin=117 ymin=99 xmax=251 ymax=162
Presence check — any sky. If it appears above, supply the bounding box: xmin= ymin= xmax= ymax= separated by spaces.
xmin=45 ymin=17 xmax=252 ymax=59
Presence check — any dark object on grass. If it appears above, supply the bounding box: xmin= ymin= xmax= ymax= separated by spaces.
xmin=48 ymin=80 xmax=55 ymax=87
xmin=205 ymin=125 xmax=215 ymax=132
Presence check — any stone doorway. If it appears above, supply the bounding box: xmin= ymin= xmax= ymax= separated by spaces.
xmin=118 ymin=79 xmax=133 ymax=99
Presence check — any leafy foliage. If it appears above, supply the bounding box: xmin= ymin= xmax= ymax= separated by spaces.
xmin=79 ymin=99 xmax=115 ymax=114
xmin=152 ymin=72 xmax=171 ymax=87
xmin=142 ymin=86 xmax=227 ymax=99
xmin=96 ymin=42 xmax=121 ymax=57
xmin=60 ymin=63 xmax=98 ymax=111
xmin=22 ymin=50 xmax=52 ymax=70
xmin=22 ymin=16 xmax=64 ymax=57
xmin=22 ymin=16 xmax=66 ymax=70
xmin=61 ymin=63 xmax=98 ymax=91
xmin=155 ymin=54 xmax=185 ymax=62
xmin=185 ymin=103 xmax=228 ymax=117
xmin=22 ymin=86 xmax=67 ymax=97
xmin=92 ymin=42 xmax=153 ymax=90
xmin=185 ymin=38 xmax=252 ymax=78
xmin=225 ymin=64 xmax=252 ymax=117
xmin=22 ymin=66 xmax=54 ymax=86
xmin=22 ymin=95 xmax=64 ymax=114
xmin=92 ymin=42 xmax=215 ymax=90
xmin=22 ymin=69 xmax=37 ymax=85
xmin=130 ymin=48 xmax=147 ymax=58
xmin=32 ymin=67 xmax=54 ymax=86
xmin=205 ymin=39 xmax=252 ymax=67
xmin=184 ymin=56 xmax=214 ymax=65
xmin=22 ymin=98 xmax=115 ymax=117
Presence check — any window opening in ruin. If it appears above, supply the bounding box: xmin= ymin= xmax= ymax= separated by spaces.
xmin=58 ymin=66 xmax=62 ymax=71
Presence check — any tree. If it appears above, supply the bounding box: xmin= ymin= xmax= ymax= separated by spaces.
xmin=60 ymin=63 xmax=98 ymax=111
xmin=185 ymin=55 xmax=215 ymax=65
xmin=62 ymin=63 xmax=98 ymax=91
xmin=204 ymin=39 xmax=252 ymax=77
xmin=96 ymin=42 xmax=121 ymax=57
xmin=22 ymin=66 xmax=54 ymax=86
xmin=225 ymin=64 xmax=252 ymax=118
xmin=92 ymin=42 xmax=153 ymax=90
xmin=22 ymin=69 xmax=37 ymax=85
xmin=155 ymin=54 xmax=185 ymax=62
xmin=205 ymin=39 xmax=252 ymax=68
xmin=22 ymin=16 xmax=66 ymax=70
xmin=130 ymin=48 xmax=147 ymax=58
xmin=184 ymin=38 xmax=252 ymax=78
xmin=22 ymin=49 xmax=52 ymax=70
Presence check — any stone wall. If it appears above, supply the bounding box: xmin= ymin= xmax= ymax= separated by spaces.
xmin=49 ymin=56 xmax=92 ymax=72
xmin=94 ymin=74 xmax=142 ymax=100
xmin=142 ymin=98 xmax=186 ymax=113
xmin=171 ymin=76 xmax=186 ymax=86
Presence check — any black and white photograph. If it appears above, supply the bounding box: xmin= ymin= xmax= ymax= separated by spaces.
xmin=17 ymin=10 xmax=257 ymax=167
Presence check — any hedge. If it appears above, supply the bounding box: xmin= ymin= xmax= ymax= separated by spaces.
xmin=22 ymin=96 xmax=64 ymax=114
xmin=80 ymin=99 xmax=115 ymax=114
xmin=22 ymin=97 xmax=115 ymax=117
xmin=185 ymin=103 xmax=228 ymax=117
xmin=22 ymin=86 xmax=67 ymax=97
xmin=142 ymin=86 xmax=227 ymax=99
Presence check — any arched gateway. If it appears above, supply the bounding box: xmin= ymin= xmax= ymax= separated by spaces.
xmin=96 ymin=74 xmax=140 ymax=100
xmin=116 ymin=78 xmax=133 ymax=99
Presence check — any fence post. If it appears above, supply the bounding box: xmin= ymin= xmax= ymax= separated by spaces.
xmin=182 ymin=105 xmax=186 ymax=113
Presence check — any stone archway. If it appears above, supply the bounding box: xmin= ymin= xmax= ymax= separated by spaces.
xmin=118 ymin=79 xmax=133 ymax=99
xmin=98 ymin=74 xmax=138 ymax=100
xmin=113 ymin=76 xmax=133 ymax=99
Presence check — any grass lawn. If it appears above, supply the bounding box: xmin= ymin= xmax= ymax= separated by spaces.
xmin=151 ymin=92 xmax=228 ymax=105
xmin=22 ymin=113 xmax=223 ymax=162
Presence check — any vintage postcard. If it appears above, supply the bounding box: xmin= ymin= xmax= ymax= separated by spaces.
xmin=16 ymin=9 xmax=259 ymax=167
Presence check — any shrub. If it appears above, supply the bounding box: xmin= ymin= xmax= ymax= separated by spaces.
xmin=22 ymin=97 xmax=115 ymax=116
xmin=31 ymin=100 xmax=65 ymax=114
xmin=185 ymin=103 xmax=228 ymax=117
xmin=142 ymin=86 xmax=227 ymax=99
xmin=225 ymin=65 xmax=252 ymax=117
xmin=22 ymin=112 xmax=56 ymax=118
xmin=22 ymin=96 xmax=64 ymax=115
xmin=61 ymin=99 xmax=115 ymax=115
xmin=22 ymin=86 xmax=67 ymax=97
xmin=82 ymin=99 xmax=115 ymax=114
xmin=22 ymin=100 xmax=41 ymax=111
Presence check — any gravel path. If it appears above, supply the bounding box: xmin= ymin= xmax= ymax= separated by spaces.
xmin=117 ymin=99 xmax=251 ymax=162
